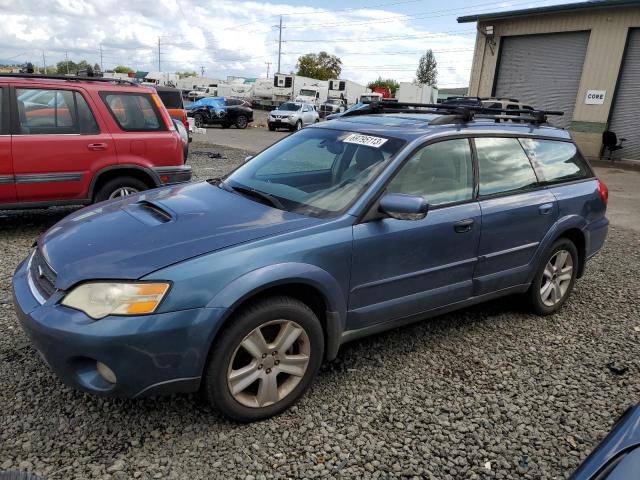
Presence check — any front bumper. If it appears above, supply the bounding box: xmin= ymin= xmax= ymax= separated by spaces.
xmin=269 ymin=116 xmax=295 ymax=126
xmin=12 ymin=257 xmax=226 ymax=398
xmin=153 ymin=165 xmax=192 ymax=186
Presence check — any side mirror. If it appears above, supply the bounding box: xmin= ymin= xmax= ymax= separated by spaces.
xmin=378 ymin=193 xmax=428 ymax=220
xmin=244 ymin=155 xmax=253 ymax=163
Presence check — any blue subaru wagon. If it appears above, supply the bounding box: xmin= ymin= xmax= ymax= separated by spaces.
xmin=13 ymin=103 xmax=609 ymax=421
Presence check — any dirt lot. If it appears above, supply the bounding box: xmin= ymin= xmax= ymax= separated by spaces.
xmin=1 ymin=143 xmax=639 ymax=479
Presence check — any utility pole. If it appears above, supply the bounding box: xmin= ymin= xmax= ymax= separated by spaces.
xmin=200 ymin=65 xmax=205 ymax=76
xmin=277 ymin=15 xmax=282 ymax=74
xmin=265 ymin=61 xmax=272 ymax=78
xmin=42 ymin=51 xmax=46 ymax=74
xmin=65 ymin=51 xmax=69 ymax=74
xmin=158 ymin=37 xmax=161 ymax=71
xmin=99 ymin=44 xmax=104 ymax=72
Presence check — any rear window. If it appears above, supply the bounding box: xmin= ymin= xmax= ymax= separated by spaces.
xmin=520 ymin=138 xmax=592 ymax=183
xmin=156 ymin=89 xmax=183 ymax=109
xmin=102 ymin=93 xmax=163 ymax=131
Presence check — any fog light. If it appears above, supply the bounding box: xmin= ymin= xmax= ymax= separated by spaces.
xmin=96 ymin=361 xmax=117 ymax=384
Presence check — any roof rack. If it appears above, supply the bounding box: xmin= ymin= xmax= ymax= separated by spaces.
xmin=342 ymin=100 xmax=563 ymax=125
xmin=0 ymin=73 xmax=139 ymax=86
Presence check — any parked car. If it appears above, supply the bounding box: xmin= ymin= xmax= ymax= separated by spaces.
xmin=186 ymin=97 xmax=253 ymax=129
xmin=187 ymin=85 xmax=216 ymax=101
xmin=154 ymin=85 xmax=190 ymax=158
xmin=572 ymin=404 xmax=640 ymax=479
xmin=319 ymin=98 xmax=347 ymax=118
xmin=13 ymin=102 xmax=608 ymax=422
xmin=268 ymin=101 xmax=319 ymax=131
xmin=0 ymin=74 xmax=191 ymax=209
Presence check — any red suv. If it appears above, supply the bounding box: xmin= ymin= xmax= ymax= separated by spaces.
xmin=0 ymin=74 xmax=191 ymax=208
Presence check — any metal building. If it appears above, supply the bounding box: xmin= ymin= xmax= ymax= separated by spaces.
xmin=458 ymin=0 xmax=640 ymax=161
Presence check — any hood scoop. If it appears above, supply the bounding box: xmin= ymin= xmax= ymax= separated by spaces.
xmin=124 ymin=200 xmax=174 ymax=226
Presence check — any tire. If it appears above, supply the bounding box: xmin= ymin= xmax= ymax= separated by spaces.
xmin=528 ymin=238 xmax=579 ymax=315
xmin=94 ymin=176 xmax=149 ymax=203
xmin=203 ymin=296 xmax=324 ymax=422
xmin=315 ymin=118 xmax=320 ymax=123
xmin=235 ymin=115 xmax=248 ymax=129
xmin=268 ymin=124 xmax=276 ymax=132
xmin=291 ymin=120 xmax=302 ymax=132
xmin=0 ymin=471 xmax=43 ymax=480
xmin=193 ymin=113 xmax=204 ymax=128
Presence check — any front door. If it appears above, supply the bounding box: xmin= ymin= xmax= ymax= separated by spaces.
xmin=472 ymin=137 xmax=557 ymax=294
xmin=0 ymin=84 xmax=16 ymax=204
xmin=349 ymin=138 xmax=481 ymax=330
xmin=11 ymin=86 xmax=115 ymax=203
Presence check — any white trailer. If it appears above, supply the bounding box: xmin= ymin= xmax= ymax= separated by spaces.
xmin=295 ymin=81 xmax=328 ymax=106
xmin=327 ymin=79 xmax=368 ymax=106
xmin=397 ymin=82 xmax=438 ymax=104
xmin=272 ymin=74 xmax=327 ymax=105
xmin=217 ymin=82 xmax=253 ymax=99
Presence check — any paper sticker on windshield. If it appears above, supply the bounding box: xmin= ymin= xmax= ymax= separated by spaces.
xmin=343 ymin=133 xmax=388 ymax=148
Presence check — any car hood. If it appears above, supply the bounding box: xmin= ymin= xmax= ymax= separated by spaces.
xmin=39 ymin=181 xmax=322 ymax=290
xmin=270 ymin=109 xmax=300 ymax=115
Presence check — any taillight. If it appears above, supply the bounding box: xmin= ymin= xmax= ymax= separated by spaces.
xmin=181 ymin=112 xmax=189 ymax=130
xmin=597 ymin=178 xmax=609 ymax=205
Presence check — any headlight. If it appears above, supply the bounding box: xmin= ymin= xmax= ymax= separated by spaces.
xmin=62 ymin=282 xmax=170 ymax=319
xmin=288 ymin=115 xmax=295 ymax=119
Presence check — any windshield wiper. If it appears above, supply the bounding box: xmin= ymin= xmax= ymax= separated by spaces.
xmin=222 ymin=183 xmax=285 ymax=210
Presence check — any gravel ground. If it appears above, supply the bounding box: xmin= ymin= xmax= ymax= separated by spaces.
xmin=1 ymin=147 xmax=640 ymax=479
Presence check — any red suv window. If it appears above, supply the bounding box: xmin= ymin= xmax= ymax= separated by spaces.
xmin=102 ymin=93 xmax=163 ymax=131
xmin=16 ymin=88 xmax=99 ymax=135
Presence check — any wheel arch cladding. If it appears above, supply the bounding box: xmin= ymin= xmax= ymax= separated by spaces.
xmin=91 ymin=166 xmax=158 ymax=198
xmin=206 ymin=263 xmax=347 ymax=362
xmin=557 ymin=227 xmax=586 ymax=278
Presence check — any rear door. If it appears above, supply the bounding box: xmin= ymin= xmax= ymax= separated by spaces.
xmin=11 ymin=85 xmax=115 ymax=203
xmin=473 ymin=137 xmax=557 ymax=294
xmin=0 ymin=84 xmax=16 ymax=204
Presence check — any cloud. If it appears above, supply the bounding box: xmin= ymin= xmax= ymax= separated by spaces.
xmin=0 ymin=0 xmax=475 ymax=86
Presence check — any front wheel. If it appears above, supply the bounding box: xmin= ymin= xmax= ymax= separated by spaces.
xmin=268 ymin=124 xmax=276 ymax=132
xmin=528 ymin=238 xmax=579 ymax=315
xmin=291 ymin=120 xmax=302 ymax=132
xmin=203 ymin=296 xmax=324 ymax=422
xmin=193 ymin=113 xmax=204 ymax=128
xmin=235 ymin=115 xmax=248 ymax=129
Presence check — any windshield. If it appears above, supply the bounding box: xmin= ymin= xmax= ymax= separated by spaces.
xmin=360 ymin=95 xmax=381 ymax=103
xmin=299 ymin=89 xmax=316 ymax=96
xmin=278 ymin=102 xmax=301 ymax=112
xmin=223 ymin=128 xmax=404 ymax=217
xmin=327 ymin=99 xmax=341 ymax=105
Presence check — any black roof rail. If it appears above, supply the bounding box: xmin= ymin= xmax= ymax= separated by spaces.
xmin=342 ymin=100 xmax=563 ymax=125
xmin=0 ymin=73 xmax=139 ymax=86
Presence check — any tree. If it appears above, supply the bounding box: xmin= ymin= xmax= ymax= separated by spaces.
xmin=415 ymin=49 xmax=437 ymax=86
xmin=22 ymin=62 xmax=35 ymax=74
xmin=177 ymin=71 xmax=197 ymax=79
xmin=93 ymin=63 xmax=102 ymax=76
xmin=114 ymin=65 xmax=134 ymax=74
xmin=295 ymin=52 xmax=342 ymax=80
xmin=367 ymin=77 xmax=400 ymax=97
xmin=56 ymin=59 xmax=77 ymax=74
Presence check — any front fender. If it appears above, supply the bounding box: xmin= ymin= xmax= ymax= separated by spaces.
xmin=207 ymin=262 xmax=348 ymax=360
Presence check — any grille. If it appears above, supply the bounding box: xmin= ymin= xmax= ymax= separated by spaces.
xmin=29 ymin=249 xmax=57 ymax=299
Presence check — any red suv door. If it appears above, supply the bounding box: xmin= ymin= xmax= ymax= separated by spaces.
xmin=0 ymin=83 xmax=16 ymax=204
xmin=10 ymin=85 xmax=116 ymax=204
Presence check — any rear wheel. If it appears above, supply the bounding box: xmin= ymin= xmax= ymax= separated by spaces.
xmin=529 ymin=238 xmax=578 ymax=315
xmin=193 ymin=113 xmax=204 ymax=128
xmin=94 ymin=176 xmax=148 ymax=203
xmin=235 ymin=115 xmax=248 ymax=129
xmin=203 ymin=296 xmax=324 ymax=422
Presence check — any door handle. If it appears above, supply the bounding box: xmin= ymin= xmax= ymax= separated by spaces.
xmin=87 ymin=143 xmax=107 ymax=151
xmin=538 ymin=203 xmax=554 ymax=215
xmin=454 ymin=218 xmax=474 ymax=233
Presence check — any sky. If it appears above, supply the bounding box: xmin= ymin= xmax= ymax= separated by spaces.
xmin=0 ymin=0 xmax=583 ymax=88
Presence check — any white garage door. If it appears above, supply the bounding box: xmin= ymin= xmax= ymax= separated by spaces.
xmin=494 ymin=32 xmax=590 ymax=128
xmin=609 ymin=29 xmax=640 ymax=160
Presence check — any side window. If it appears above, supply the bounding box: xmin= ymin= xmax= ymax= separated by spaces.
xmin=15 ymin=88 xmax=98 ymax=135
xmin=520 ymin=139 xmax=592 ymax=183
xmin=102 ymin=93 xmax=161 ymax=131
xmin=475 ymin=137 xmax=538 ymax=196
xmin=387 ymin=139 xmax=474 ymax=206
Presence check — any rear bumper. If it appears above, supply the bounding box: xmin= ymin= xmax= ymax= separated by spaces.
xmin=153 ymin=165 xmax=192 ymax=186
xmin=586 ymin=216 xmax=609 ymax=260
xmin=12 ymin=256 xmax=226 ymax=398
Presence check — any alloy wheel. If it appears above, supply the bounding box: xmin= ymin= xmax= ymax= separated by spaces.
xmin=540 ymin=249 xmax=574 ymax=307
xmin=227 ymin=320 xmax=310 ymax=408
xmin=108 ymin=187 xmax=139 ymax=199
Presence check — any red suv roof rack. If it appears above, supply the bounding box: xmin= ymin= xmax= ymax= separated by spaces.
xmin=0 ymin=73 xmax=139 ymax=86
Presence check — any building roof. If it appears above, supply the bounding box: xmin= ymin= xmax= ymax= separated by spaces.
xmin=458 ymin=0 xmax=640 ymax=23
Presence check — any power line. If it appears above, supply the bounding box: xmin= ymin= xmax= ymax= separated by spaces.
xmin=282 ymin=28 xmax=476 ymax=43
